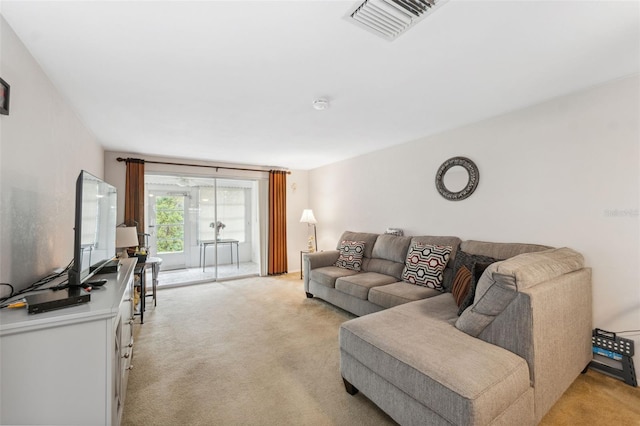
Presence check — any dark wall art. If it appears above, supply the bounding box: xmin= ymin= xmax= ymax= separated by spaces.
xmin=0 ymin=78 xmax=10 ymax=115
xmin=435 ymin=156 xmax=479 ymax=201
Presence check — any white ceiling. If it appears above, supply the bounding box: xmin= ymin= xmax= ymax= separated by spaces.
xmin=2 ymin=1 xmax=639 ymax=170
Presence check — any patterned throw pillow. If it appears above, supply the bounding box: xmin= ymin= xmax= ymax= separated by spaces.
xmin=402 ymin=243 xmax=452 ymax=290
xmin=335 ymin=240 xmax=366 ymax=271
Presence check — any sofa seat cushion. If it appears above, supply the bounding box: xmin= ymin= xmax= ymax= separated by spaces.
xmin=368 ymin=282 xmax=441 ymax=309
xmin=340 ymin=295 xmax=532 ymax=425
xmin=310 ymin=266 xmax=359 ymax=289
xmin=335 ymin=273 xmax=399 ymax=300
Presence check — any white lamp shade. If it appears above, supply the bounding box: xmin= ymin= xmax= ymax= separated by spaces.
xmin=300 ymin=209 xmax=317 ymax=224
xmin=116 ymin=226 xmax=139 ymax=248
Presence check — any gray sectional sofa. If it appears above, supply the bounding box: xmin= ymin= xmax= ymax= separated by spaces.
xmin=303 ymin=231 xmax=592 ymax=425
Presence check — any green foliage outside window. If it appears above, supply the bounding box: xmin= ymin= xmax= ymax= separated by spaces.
xmin=155 ymin=196 xmax=184 ymax=253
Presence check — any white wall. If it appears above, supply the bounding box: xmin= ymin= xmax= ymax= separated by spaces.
xmin=0 ymin=16 xmax=103 ymax=294
xmin=287 ymin=169 xmax=311 ymax=274
xmin=310 ymin=75 xmax=640 ymax=363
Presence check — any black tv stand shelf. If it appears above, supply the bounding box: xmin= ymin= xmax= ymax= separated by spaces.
xmin=92 ymin=258 xmax=120 ymax=275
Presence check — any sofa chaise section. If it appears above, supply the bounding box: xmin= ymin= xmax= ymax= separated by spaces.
xmin=340 ymin=294 xmax=535 ymax=425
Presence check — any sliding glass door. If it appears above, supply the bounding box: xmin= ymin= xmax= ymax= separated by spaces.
xmin=145 ymin=174 xmax=260 ymax=284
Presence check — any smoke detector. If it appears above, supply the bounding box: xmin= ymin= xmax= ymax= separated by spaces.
xmin=313 ymin=98 xmax=330 ymax=110
xmin=348 ymin=0 xmax=449 ymax=41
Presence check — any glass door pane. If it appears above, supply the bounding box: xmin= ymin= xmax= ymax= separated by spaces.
xmin=199 ymin=179 xmax=258 ymax=280
xmin=151 ymin=193 xmax=188 ymax=269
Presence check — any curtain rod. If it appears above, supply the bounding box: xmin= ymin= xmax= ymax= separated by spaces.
xmin=116 ymin=157 xmax=290 ymax=174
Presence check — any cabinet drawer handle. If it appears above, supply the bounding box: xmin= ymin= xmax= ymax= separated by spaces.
xmin=128 ymin=339 xmax=134 ymax=348
xmin=128 ymin=320 xmax=134 ymax=325
xmin=127 ymin=365 xmax=134 ymax=370
xmin=123 ymin=352 xmax=130 ymax=359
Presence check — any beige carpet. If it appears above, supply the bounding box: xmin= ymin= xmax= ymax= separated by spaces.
xmin=122 ymin=273 xmax=640 ymax=425
xmin=540 ymin=368 xmax=640 ymax=425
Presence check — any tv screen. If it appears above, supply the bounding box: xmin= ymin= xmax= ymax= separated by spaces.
xmin=68 ymin=170 xmax=117 ymax=287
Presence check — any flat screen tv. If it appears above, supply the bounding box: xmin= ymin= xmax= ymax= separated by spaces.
xmin=67 ymin=170 xmax=117 ymax=287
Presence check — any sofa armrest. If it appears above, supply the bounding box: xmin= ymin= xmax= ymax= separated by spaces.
xmin=303 ymin=250 xmax=340 ymax=293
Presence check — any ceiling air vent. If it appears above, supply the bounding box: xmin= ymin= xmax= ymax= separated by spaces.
xmin=349 ymin=0 xmax=448 ymax=40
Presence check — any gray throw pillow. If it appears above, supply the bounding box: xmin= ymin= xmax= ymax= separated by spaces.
xmin=458 ymin=261 xmax=494 ymax=315
xmin=451 ymin=250 xmax=498 ymax=312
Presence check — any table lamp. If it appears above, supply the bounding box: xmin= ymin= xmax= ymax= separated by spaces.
xmin=116 ymin=226 xmax=139 ymax=258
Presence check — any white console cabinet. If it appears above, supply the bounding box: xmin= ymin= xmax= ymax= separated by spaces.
xmin=0 ymin=258 xmax=136 ymax=426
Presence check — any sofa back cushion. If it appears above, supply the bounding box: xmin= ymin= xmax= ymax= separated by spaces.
xmin=337 ymin=231 xmax=379 ymax=259
xmin=362 ymin=234 xmax=412 ymax=280
xmin=372 ymin=234 xmax=412 ymax=263
xmin=488 ymin=247 xmax=584 ymax=290
xmin=460 ymin=240 xmax=551 ymax=260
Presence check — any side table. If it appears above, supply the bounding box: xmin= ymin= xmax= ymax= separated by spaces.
xmin=134 ymin=262 xmax=148 ymax=323
xmin=144 ymin=256 xmax=163 ymax=307
xmin=200 ymin=239 xmax=240 ymax=271
xmin=134 ymin=256 xmax=163 ymax=324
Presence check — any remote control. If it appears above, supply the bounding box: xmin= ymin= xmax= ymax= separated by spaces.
xmin=86 ymin=279 xmax=107 ymax=287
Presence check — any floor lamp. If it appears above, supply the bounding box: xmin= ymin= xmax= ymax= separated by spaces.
xmin=300 ymin=209 xmax=317 ymax=252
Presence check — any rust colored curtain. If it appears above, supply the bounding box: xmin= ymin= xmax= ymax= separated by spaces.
xmin=124 ymin=158 xmax=145 ymax=246
xmin=268 ymin=170 xmax=288 ymax=275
